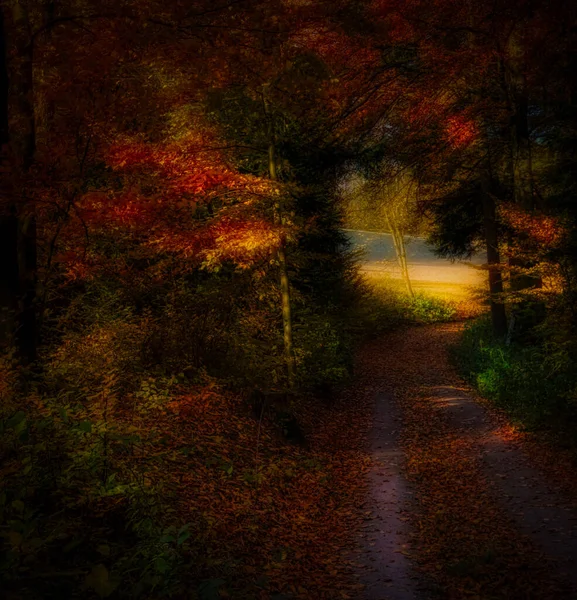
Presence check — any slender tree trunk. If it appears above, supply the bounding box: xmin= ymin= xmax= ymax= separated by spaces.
xmin=268 ymin=142 xmax=295 ymax=386
xmin=386 ymin=210 xmax=413 ymax=297
xmin=465 ymin=1 xmax=507 ymax=338
xmin=18 ymin=213 xmax=37 ymax=362
xmin=0 ymin=210 xmax=19 ymax=350
xmin=481 ymin=173 xmax=507 ymax=337
xmin=3 ymin=1 xmax=38 ymax=363
xmin=0 ymin=8 xmax=18 ymax=350
xmin=397 ymin=230 xmax=413 ymax=298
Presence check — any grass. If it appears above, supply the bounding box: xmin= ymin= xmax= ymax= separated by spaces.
xmin=362 ymin=270 xmax=485 ymax=323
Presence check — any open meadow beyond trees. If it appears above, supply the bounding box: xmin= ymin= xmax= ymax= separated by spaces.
xmin=2 ymin=0 xmax=577 ymax=598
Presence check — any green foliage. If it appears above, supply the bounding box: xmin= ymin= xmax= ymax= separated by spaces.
xmin=453 ymin=317 xmax=577 ymax=436
xmin=404 ymin=294 xmax=457 ymax=324
xmin=294 ymin=314 xmax=352 ymax=389
xmin=424 ymin=179 xmax=486 ymax=261
xmin=358 ymin=276 xmax=458 ymax=329
xmin=0 ymin=6 xmax=428 ymax=596
xmin=0 ymin=346 xmax=188 ymax=598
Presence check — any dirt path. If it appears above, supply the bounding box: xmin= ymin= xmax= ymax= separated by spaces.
xmin=354 ymin=390 xmax=422 ymax=600
xmin=354 ymin=323 xmax=577 ymax=599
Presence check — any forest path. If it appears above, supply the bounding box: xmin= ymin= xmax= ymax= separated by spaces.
xmin=353 ymin=322 xmax=577 ymax=599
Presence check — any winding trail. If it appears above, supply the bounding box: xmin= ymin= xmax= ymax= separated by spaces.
xmin=353 ymin=323 xmax=577 ymax=600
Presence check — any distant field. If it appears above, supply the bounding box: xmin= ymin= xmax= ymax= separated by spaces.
xmin=362 ymin=271 xmax=481 ymax=298
xmin=346 ymin=230 xmax=487 ymax=317
xmin=362 ymin=261 xmax=484 ymax=286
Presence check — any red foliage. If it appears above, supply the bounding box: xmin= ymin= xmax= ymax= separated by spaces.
xmin=52 ymin=127 xmax=285 ymax=280
xmin=445 ymin=114 xmax=478 ymax=149
xmin=501 ymin=205 xmax=564 ymax=247
xmin=107 ymin=135 xmax=274 ymax=201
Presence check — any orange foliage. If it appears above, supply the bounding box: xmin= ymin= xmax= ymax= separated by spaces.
xmin=107 ymin=135 xmax=274 ymax=200
xmin=445 ymin=114 xmax=478 ymax=149
xmin=500 ymin=205 xmax=564 ymax=247
xmin=53 ymin=128 xmax=287 ymax=279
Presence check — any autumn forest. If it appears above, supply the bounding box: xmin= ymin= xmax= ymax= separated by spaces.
xmin=2 ymin=0 xmax=577 ymax=598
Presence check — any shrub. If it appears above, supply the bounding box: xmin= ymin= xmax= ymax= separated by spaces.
xmin=405 ymin=294 xmax=457 ymax=324
xmin=294 ymin=313 xmax=352 ymax=390
xmin=453 ymin=316 xmax=577 ymax=434
xmin=0 ymin=338 xmax=189 ymax=598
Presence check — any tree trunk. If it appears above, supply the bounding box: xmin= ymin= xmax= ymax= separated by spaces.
xmin=386 ymin=210 xmax=413 ymax=297
xmin=268 ymin=142 xmax=295 ymax=386
xmin=481 ymin=173 xmax=507 ymax=338
xmin=0 ymin=210 xmax=19 ymax=349
xmin=397 ymin=230 xmax=413 ymax=298
xmin=18 ymin=213 xmax=37 ymax=362
xmin=0 ymin=2 xmax=38 ymax=363
xmin=0 ymin=8 xmax=18 ymax=350
xmin=507 ymin=28 xmax=541 ymax=293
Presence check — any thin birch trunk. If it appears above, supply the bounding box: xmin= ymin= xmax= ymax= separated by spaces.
xmin=386 ymin=210 xmax=414 ymax=297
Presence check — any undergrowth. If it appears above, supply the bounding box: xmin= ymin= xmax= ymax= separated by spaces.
xmin=453 ymin=316 xmax=577 ymax=446
xmin=403 ymin=293 xmax=457 ymax=324
xmin=359 ymin=278 xmax=459 ymax=330
xmin=0 ymin=256 xmax=368 ymax=599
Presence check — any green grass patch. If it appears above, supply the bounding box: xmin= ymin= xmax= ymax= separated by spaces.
xmin=404 ymin=293 xmax=457 ymax=324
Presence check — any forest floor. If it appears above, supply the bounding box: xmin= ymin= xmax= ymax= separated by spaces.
xmin=353 ymin=322 xmax=577 ymax=600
